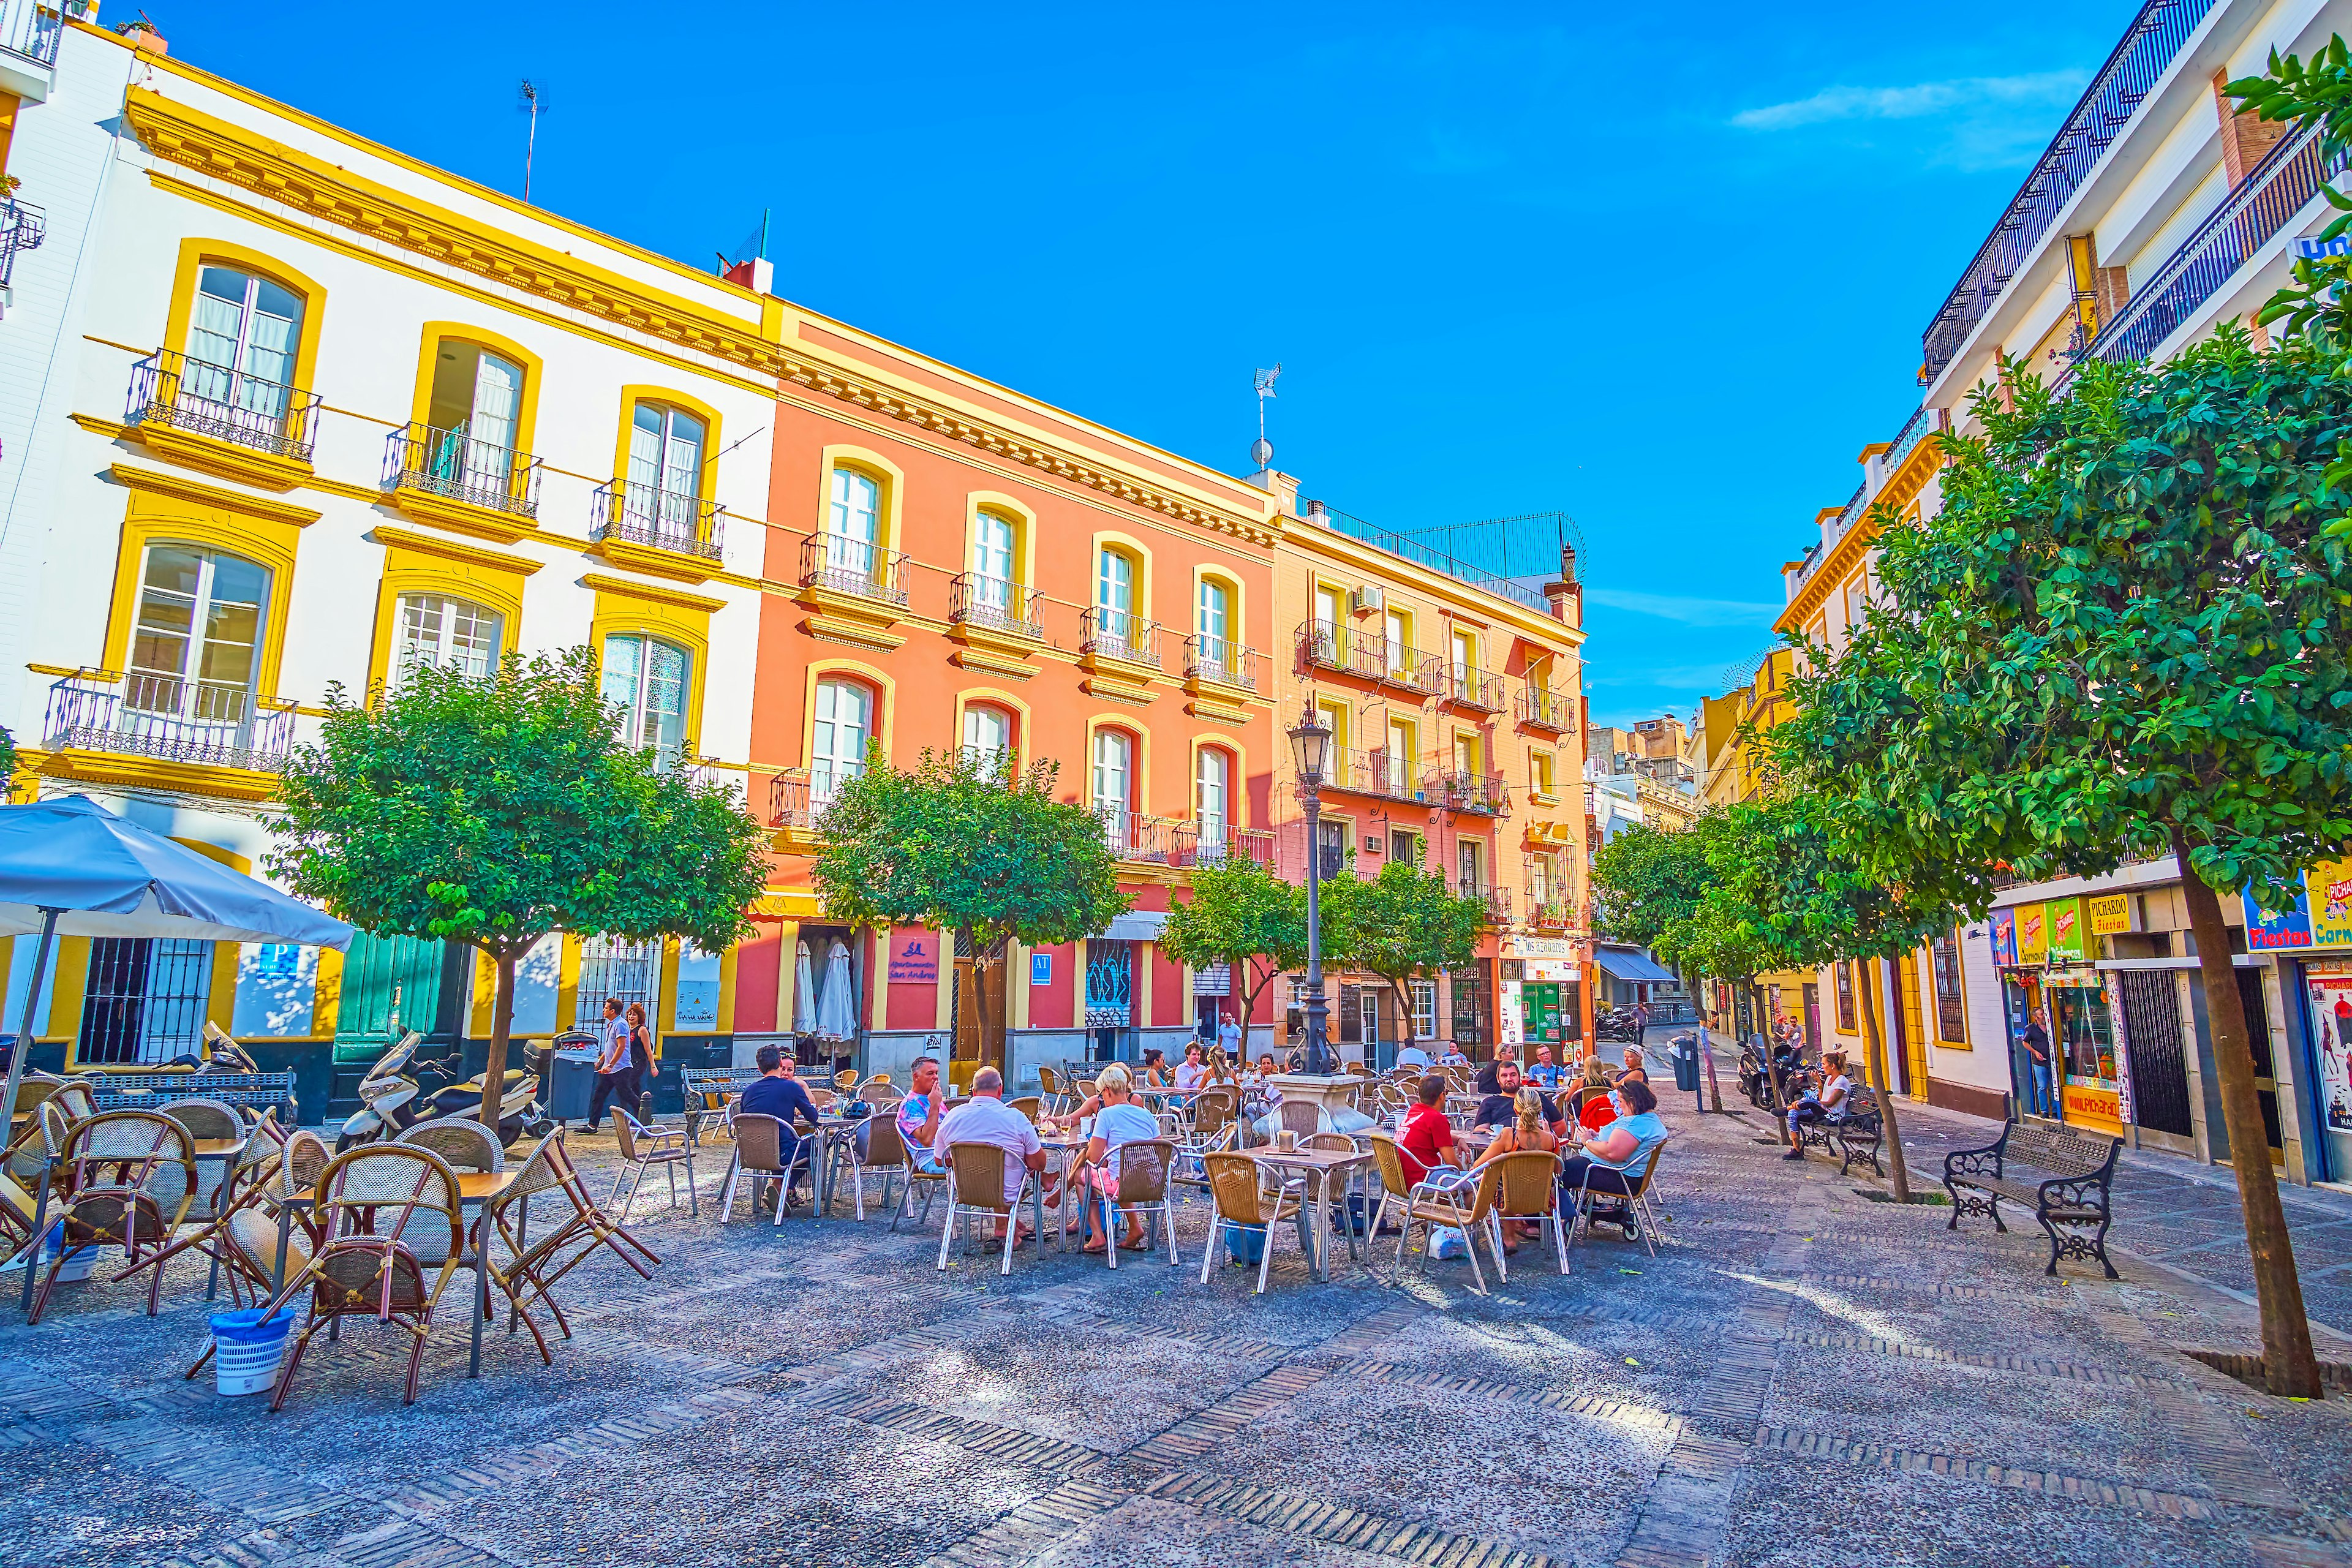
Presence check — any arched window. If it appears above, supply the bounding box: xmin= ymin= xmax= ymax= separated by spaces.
xmin=627 ymin=402 xmax=706 ymax=544
xmin=812 ymin=677 xmax=873 ymax=804
xmin=963 ymin=704 xmax=1012 ymax=776
xmin=1194 ymin=747 xmax=1231 ymax=863
xmin=1096 ymin=547 xmax=1135 ymax=638
xmin=184 ymin=265 xmax=304 ymax=426
xmin=396 ymin=593 xmax=501 ymax=683
xmin=128 ymin=544 xmax=269 ymax=738
xmin=828 ymin=467 xmax=880 ymax=573
xmin=1196 ymin=577 xmax=1235 ymax=680
xmin=1092 ymin=728 xmax=1133 ymax=851
xmin=425 ymin=341 xmax=525 ymax=502
xmin=601 ymin=634 xmax=690 ymax=768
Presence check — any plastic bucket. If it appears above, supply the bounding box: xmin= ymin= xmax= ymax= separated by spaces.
xmin=209 ymin=1308 xmax=294 ymax=1396
xmin=1223 ymin=1221 xmax=1267 ymax=1266
xmin=2 ymin=1227 xmax=97 ymax=1283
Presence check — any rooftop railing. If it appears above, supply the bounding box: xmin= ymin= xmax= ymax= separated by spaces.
xmin=382 ymin=421 xmax=543 ymax=518
xmin=1921 ymin=0 xmax=2216 ymax=378
xmin=126 ymin=350 xmax=322 ymax=464
xmin=1317 ymin=505 xmax=1553 ymax=614
xmin=591 ymin=479 xmax=725 ymax=562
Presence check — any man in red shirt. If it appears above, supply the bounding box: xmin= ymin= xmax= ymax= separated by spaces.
xmin=1397 ymin=1073 xmax=1458 ymax=1186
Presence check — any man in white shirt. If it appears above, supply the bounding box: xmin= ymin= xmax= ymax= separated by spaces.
xmin=1394 ymin=1041 xmax=1433 ymax=1071
xmin=934 ymin=1066 xmax=1046 ymax=1239
xmin=1439 ymin=1043 xmax=1469 ymax=1069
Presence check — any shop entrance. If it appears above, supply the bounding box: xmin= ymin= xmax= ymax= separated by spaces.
xmin=2115 ymin=969 xmax=2193 ymax=1138
xmin=2237 ymin=968 xmax=2286 ymax=1161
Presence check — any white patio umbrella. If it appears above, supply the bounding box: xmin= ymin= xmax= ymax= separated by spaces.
xmin=0 ymin=796 xmax=353 ymax=1136
xmin=814 ymin=938 xmax=857 ymax=1041
xmin=791 ymin=938 xmax=818 ymax=1034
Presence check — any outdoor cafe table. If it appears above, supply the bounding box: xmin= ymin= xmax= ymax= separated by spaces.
xmin=1249 ymin=1144 xmax=1373 ymax=1281
xmin=455 ymin=1169 xmax=519 ymax=1378
xmin=13 ymin=1134 xmax=251 ymax=1315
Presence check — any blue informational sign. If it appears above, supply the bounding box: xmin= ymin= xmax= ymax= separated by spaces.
xmin=1031 ymin=952 xmax=1052 ymax=987
xmin=2244 ymin=887 xmax=2315 ymax=952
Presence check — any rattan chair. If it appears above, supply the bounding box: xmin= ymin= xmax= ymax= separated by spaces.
xmin=719 ymin=1112 xmax=808 ymax=1226
xmin=935 ymin=1141 xmax=1031 ymax=1275
xmin=1035 ymin=1065 xmax=1064 ymax=1117
xmin=143 ymin=1111 xmax=285 ymax=1303
xmin=28 ymin=1109 xmax=197 ymax=1324
xmin=1567 ymin=1142 xmax=1667 ymax=1258
xmin=1392 ymin=1157 xmax=1506 ymax=1295
xmin=398 ymin=1115 xmax=505 ymax=1175
xmin=833 ymin=1069 xmax=859 ymax=1092
xmin=1090 ymin=1137 xmax=1179 ymax=1268
xmin=1488 ymin=1149 xmax=1569 ymax=1276
xmin=835 ymin=1112 xmax=910 ymax=1221
xmin=1197 ymin=1151 xmax=1308 ymax=1294
xmin=258 ymin=1144 xmax=466 ymax=1410
xmin=610 ymin=1110 xmax=697 ymax=1221
xmin=487 ymin=1131 xmax=657 ymax=1333
xmin=1276 ymin=1099 xmax=1323 ymax=1139
xmin=1006 ymin=1096 xmax=1043 ymax=1125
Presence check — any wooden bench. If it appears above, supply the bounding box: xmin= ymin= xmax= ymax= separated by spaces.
xmin=1942 ymin=1120 xmax=2122 ymax=1278
xmin=1796 ymin=1105 xmax=1883 ymax=1177
xmin=680 ymin=1068 xmax=763 ymax=1147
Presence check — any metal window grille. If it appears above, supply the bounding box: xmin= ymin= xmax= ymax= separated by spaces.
xmin=1932 ymin=930 xmax=1967 ymax=1044
xmin=1084 ymin=940 xmax=1133 ymax=1028
xmin=575 ymin=935 xmax=658 ymax=1028
xmin=77 ymin=938 xmax=213 ymax=1065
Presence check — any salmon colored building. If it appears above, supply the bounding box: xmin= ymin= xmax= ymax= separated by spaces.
xmin=730 ymin=303 xmax=1287 ymax=1090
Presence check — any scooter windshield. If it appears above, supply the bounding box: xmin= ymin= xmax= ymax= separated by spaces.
xmin=364 ymin=1031 xmax=423 ymax=1082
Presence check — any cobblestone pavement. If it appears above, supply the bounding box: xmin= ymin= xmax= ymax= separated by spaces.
xmin=1 ymin=1096 xmax=2348 ymax=1568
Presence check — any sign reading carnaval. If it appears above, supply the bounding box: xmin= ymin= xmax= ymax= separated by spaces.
xmin=2017 ymin=904 xmax=2049 ymax=966
xmin=2310 ymin=858 xmax=2352 ymax=949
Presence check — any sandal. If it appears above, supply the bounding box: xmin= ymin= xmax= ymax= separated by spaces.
xmin=1120 ymin=1234 xmax=1148 ymax=1250
xmin=1080 ymin=1240 xmax=1109 ymax=1254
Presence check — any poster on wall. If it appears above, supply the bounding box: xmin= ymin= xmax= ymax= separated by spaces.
xmin=2310 ymin=859 xmax=2352 ymax=950
xmin=2047 ymin=899 xmax=2087 ymax=962
xmin=2307 ymin=965 xmax=2352 ymax=1136
xmin=1991 ymin=908 xmax=2019 ymax=967
xmin=2088 ymin=893 xmax=2132 ymax=937
xmin=2017 ymin=905 xmax=2048 ymax=966
xmin=2244 ymin=886 xmax=2315 ymax=951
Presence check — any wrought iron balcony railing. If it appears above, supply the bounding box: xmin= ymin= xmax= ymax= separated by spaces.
xmin=1517 ymin=687 xmax=1570 ymax=731
xmin=800 ymin=532 xmax=908 ymax=606
xmin=1291 ymin=620 xmax=1438 ymax=692
xmin=44 ymin=672 xmax=295 ymax=772
xmin=1183 ymin=821 xmax=1277 ymax=872
xmin=0 ymin=0 xmax=66 ymax=73
xmin=1317 ymin=746 xmax=1435 ymax=805
xmin=1455 ymin=881 xmax=1513 ymax=925
xmin=1080 ymin=606 xmax=1159 ymax=668
xmin=1424 ymin=768 xmax=1509 ymax=815
xmin=1183 ymin=633 xmax=1260 ymax=693
xmin=949 ymin=573 xmax=1042 ymax=639
xmin=1525 ymin=895 xmax=1572 ymax=930
xmin=1436 ymin=662 xmax=1506 ymax=712
xmin=382 ymin=421 xmax=543 ymax=518
xmin=125 ymin=350 xmax=322 ymax=463
xmin=769 ymin=761 xmax=864 ymax=831
xmin=1096 ymin=805 xmax=1181 ymax=865
xmin=0 ymin=196 xmax=44 ymax=290
xmin=590 ymin=479 xmax=724 ymax=562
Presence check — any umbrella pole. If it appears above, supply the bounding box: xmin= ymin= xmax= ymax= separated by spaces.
xmin=0 ymin=907 xmax=61 ymax=1147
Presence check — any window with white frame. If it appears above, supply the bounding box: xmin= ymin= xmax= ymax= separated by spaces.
xmin=828 ymin=467 xmax=880 ymax=571
xmin=971 ymin=509 xmax=1015 ymax=612
xmin=129 ymin=545 xmax=269 ymax=734
xmin=962 ymin=704 xmax=1011 ymax=775
xmin=185 ymin=265 xmax=303 ymax=423
xmin=1096 ymin=548 xmax=1136 ymax=641
xmin=812 ymin=677 xmax=872 ymax=804
xmin=1195 ymin=747 xmax=1229 ymax=859
xmin=1411 ymin=980 xmax=1438 ymax=1041
xmin=627 ymin=403 xmax=706 ymax=541
xmin=396 ymin=593 xmax=500 ymax=683
xmin=1197 ymin=578 xmax=1231 ymax=668
xmin=601 ymin=634 xmax=690 ymax=767
xmin=1093 ymin=729 xmax=1133 ymax=851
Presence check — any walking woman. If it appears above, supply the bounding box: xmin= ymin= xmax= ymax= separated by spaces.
xmin=625 ymin=1001 xmax=657 ymax=1120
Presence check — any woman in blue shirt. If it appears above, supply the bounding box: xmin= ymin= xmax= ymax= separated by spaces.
xmin=1558 ymin=1076 xmax=1667 ymax=1209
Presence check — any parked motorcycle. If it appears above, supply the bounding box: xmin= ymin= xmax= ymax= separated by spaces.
xmin=1595 ymin=1007 xmax=1645 ymax=1044
xmin=336 ymin=1031 xmax=432 ymax=1151
xmin=160 ymin=1023 xmax=298 ymax=1124
xmin=417 ymin=1061 xmax=543 ymax=1147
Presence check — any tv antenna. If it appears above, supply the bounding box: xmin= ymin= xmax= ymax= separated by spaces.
xmin=518 ymin=80 xmax=548 ymax=203
xmin=1251 ymin=364 xmax=1281 ymax=470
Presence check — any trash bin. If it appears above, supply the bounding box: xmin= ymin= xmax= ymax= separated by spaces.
xmin=209 ymin=1308 xmax=293 ymax=1396
xmin=1671 ymin=1038 xmax=1699 ymax=1093
xmin=548 ymin=1048 xmax=600 ymax=1121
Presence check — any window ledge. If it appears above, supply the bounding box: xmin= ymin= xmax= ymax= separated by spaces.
xmin=124 ymin=422 xmax=314 ymax=494
xmin=386 ymin=483 xmax=540 ymax=546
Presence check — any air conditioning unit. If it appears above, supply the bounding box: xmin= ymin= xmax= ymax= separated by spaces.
xmin=1349 ymin=585 xmax=1385 ymax=615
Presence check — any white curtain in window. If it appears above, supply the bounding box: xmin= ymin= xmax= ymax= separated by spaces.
xmin=1093 ymin=729 xmax=1131 ymax=850
xmin=629 ymin=405 xmax=706 ymax=537
xmin=396 ymin=593 xmax=500 ymax=682
xmin=186 ymin=266 xmax=302 ymax=417
xmin=812 ymin=677 xmax=871 ymax=801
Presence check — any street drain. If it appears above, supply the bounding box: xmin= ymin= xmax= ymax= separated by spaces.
xmin=1852 ymin=1189 xmax=1951 ymax=1205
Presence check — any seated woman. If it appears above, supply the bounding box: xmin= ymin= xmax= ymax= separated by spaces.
xmin=1575 ymin=1057 xmax=1619 ymax=1135
xmin=1782 ymin=1049 xmax=1856 ymax=1160
xmin=1076 ymin=1064 xmax=1161 ymax=1253
xmin=1618 ymin=1045 xmax=1649 ymax=1088
xmin=1138 ymin=1048 xmax=1171 ymax=1088
xmin=1472 ymin=1085 xmax=1563 ymax=1244
xmin=1559 ymin=1077 xmax=1668 ymax=1221
xmin=1201 ymin=1046 xmax=1239 ymax=1094
xmin=1395 ymin=1072 xmax=1461 ymax=1189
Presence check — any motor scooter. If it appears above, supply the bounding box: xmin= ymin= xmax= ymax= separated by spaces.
xmin=411 ymin=1060 xmax=543 ymax=1147
xmin=337 ymin=1031 xmax=431 ymax=1151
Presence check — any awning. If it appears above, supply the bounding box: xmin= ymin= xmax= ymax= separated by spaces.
xmin=1596 ymin=948 xmax=1678 ymax=984
xmin=1096 ymin=910 xmax=1169 ymax=942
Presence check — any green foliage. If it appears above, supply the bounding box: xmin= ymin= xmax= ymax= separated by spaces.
xmin=268 ymin=649 xmax=767 ymax=960
xmin=1777 ymin=331 xmax=2352 ymax=912
xmin=1157 ymin=858 xmax=1306 ymax=1027
xmin=810 ymin=747 xmax=1129 ymax=958
xmin=2230 ymin=40 xmax=2352 ymax=348
xmin=0 ymin=724 xmax=16 ymax=790
xmin=1322 ymin=859 xmax=1483 ymax=1035
xmin=1589 ymin=821 xmax=1709 ymax=952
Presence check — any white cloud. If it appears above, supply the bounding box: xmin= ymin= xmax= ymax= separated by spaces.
xmin=1730 ymin=70 xmax=2087 ymax=132
xmin=1585 ymin=588 xmax=1782 ymax=628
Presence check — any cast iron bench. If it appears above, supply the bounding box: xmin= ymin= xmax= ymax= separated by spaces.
xmin=1795 ymin=1104 xmax=1884 ymax=1177
xmin=88 ymin=1071 xmax=298 ymax=1122
xmin=1942 ymin=1120 xmax=2122 ymax=1278
xmin=680 ymin=1067 xmax=764 ymax=1147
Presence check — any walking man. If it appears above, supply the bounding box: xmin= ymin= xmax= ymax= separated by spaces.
xmin=586 ymin=997 xmax=637 ymax=1131
xmin=2020 ymin=1011 xmax=2056 ymax=1118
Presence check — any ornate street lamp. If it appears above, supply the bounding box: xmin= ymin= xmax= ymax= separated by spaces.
xmin=1288 ymin=700 xmax=1336 ymax=1076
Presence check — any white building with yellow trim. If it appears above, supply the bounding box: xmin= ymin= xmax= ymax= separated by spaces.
xmin=0 ymin=20 xmax=773 ymax=1114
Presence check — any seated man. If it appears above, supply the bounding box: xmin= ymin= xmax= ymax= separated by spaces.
xmin=898 ymin=1055 xmax=949 ymax=1175
xmin=1393 ymin=1040 xmax=1433 ymax=1071
xmin=1525 ymin=1044 xmax=1562 ymax=1088
xmin=1395 ymin=1072 xmax=1461 ymax=1188
xmin=1783 ymin=1049 xmax=1856 ymax=1161
xmin=1472 ymin=1059 xmax=1565 ymax=1140
xmin=1474 ymin=1044 xmax=1521 ymax=1097
xmin=1560 ymin=1076 xmax=1668 ymax=1221
xmin=1439 ymin=1042 xmax=1470 ymax=1069
xmin=935 ymin=1066 xmax=1046 ymax=1242
xmin=737 ymin=1044 xmax=821 ymax=1207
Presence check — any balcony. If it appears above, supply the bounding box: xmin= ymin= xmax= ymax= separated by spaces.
xmin=1525 ymin=895 xmax=1573 ymax=930
xmin=949 ymin=573 xmax=1043 ymax=641
xmin=768 ymin=762 xmax=861 ymax=839
xmin=43 ymin=673 xmax=295 ymax=796
xmin=1183 ymin=633 xmax=1261 ymax=696
xmin=0 ymin=0 xmax=69 ymax=102
xmin=0 ymin=195 xmax=43 ymax=291
xmin=588 ymin=479 xmax=725 ymax=578
xmin=1081 ymin=607 xmax=1159 ymax=669
xmin=1436 ymin=662 xmax=1506 ymax=713
xmin=1455 ymin=881 xmax=1513 ymax=926
xmin=1425 ymin=768 xmax=1509 ymax=815
xmin=123 ymin=350 xmax=321 ymax=489
xmin=1292 ymin=621 xmax=1441 ymax=695
xmin=1092 ymin=808 xmax=1272 ymax=872
xmin=1517 ymin=687 xmax=1570 ymax=732
xmin=1185 ymin=821 xmax=1277 ymax=872
xmin=1322 ymin=746 xmax=1436 ymax=805
xmin=382 ymin=421 xmax=543 ymax=542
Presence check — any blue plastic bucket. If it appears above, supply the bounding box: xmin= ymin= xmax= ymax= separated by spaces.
xmin=209 ymin=1308 xmax=293 ymax=1396
xmin=1222 ymin=1221 xmax=1267 ymax=1266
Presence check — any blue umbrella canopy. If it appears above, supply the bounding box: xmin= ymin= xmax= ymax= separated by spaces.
xmin=0 ymin=796 xmax=350 ymax=948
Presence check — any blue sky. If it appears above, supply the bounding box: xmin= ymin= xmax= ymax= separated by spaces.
xmin=151 ymin=1 xmax=2139 ymax=726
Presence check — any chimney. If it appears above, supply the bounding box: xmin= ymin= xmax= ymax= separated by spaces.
xmin=1246 ymin=467 xmax=1301 ymax=518
xmin=722 ymin=257 xmax=775 ymax=295
xmin=1542 ymin=542 xmax=1581 ymax=627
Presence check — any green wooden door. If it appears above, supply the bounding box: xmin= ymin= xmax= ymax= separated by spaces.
xmin=333 ymin=933 xmax=447 ymax=1063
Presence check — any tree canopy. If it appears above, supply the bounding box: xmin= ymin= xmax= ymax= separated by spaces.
xmin=270 ymin=649 xmax=768 ymax=1125
xmin=1155 ymin=858 xmax=1308 ymax=1039
xmin=810 ymin=747 xmax=1128 ymax=1070
xmin=1323 ymin=859 xmax=1484 ymax=1048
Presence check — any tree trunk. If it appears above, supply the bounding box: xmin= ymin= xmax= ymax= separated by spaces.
xmin=967 ymin=927 xmax=1001 ymax=1076
xmin=2177 ymin=846 xmax=2321 ymax=1397
xmin=1757 ymin=974 xmax=1790 ymax=1129
xmin=480 ymin=944 xmax=517 ymax=1131
xmin=1856 ymin=956 xmax=1913 ymax=1202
